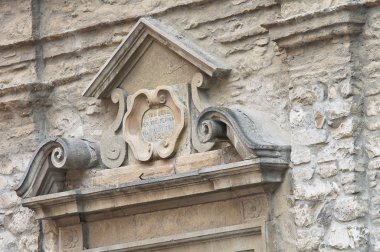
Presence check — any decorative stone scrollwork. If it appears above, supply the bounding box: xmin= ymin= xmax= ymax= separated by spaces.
xmin=191 ymin=72 xmax=211 ymax=112
xmin=190 ymin=72 xmax=215 ymax=153
xmin=100 ymin=88 xmax=127 ymax=168
xmin=123 ymin=86 xmax=186 ymax=161
xmin=196 ymin=107 xmax=290 ymax=160
xmin=16 ymin=137 xmax=99 ymax=198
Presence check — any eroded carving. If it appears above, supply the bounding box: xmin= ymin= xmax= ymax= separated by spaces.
xmin=196 ymin=107 xmax=290 ymax=160
xmin=100 ymin=88 xmax=127 ymax=169
xmin=16 ymin=137 xmax=99 ymax=198
xmin=60 ymin=225 xmax=83 ymax=252
xmin=123 ymin=86 xmax=185 ymax=161
xmin=241 ymin=195 xmax=268 ymax=220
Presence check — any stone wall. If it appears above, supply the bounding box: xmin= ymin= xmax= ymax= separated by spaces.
xmin=0 ymin=0 xmax=379 ymax=251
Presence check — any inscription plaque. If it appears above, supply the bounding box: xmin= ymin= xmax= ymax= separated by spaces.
xmin=142 ymin=106 xmax=175 ymax=142
xmin=123 ymin=86 xmax=185 ymax=161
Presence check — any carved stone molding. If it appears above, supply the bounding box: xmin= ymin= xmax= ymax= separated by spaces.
xmin=21 ymin=158 xmax=288 ymax=220
xmin=262 ymin=4 xmax=367 ymax=49
xmin=196 ymin=107 xmax=290 ymax=161
xmin=16 ymin=137 xmax=99 ymax=198
xmin=59 ymin=225 xmax=83 ymax=252
xmin=123 ymin=86 xmax=186 ymax=161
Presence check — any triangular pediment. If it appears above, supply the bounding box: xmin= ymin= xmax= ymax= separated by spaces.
xmin=83 ymin=17 xmax=230 ymax=98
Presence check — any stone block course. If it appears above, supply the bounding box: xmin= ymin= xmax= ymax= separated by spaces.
xmin=2 ymin=0 xmax=380 ymax=251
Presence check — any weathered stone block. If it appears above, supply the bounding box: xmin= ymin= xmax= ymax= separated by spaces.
xmin=366 ymin=115 xmax=380 ymax=131
xmin=337 ymin=156 xmax=360 ymax=172
xmin=331 ymin=117 xmax=358 ymax=139
xmin=334 ymin=196 xmax=367 ymax=222
xmin=289 ymin=85 xmax=324 ymax=105
xmin=326 ymin=98 xmax=352 ymax=120
xmin=317 ymin=161 xmax=338 ymax=178
xmin=326 ymin=222 xmax=368 ymax=250
xmin=293 ymin=202 xmax=314 ymax=227
xmin=369 ymin=157 xmax=380 ymax=170
xmin=296 ymin=225 xmax=324 ymax=251
xmin=291 ymin=145 xmax=311 ymax=165
xmin=292 ymin=163 xmax=314 ymax=181
xmin=7 ymin=208 xmax=37 ymax=235
xmin=366 ymin=95 xmax=380 ymax=116
xmin=0 ymin=231 xmax=17 ymax=252
xmin=366 ymin=135 xmax=380 ymax=158
xmin=318 ymin=138 xmax=355 ymax=163
xmin=365 ymin=80 xmax=380 ymax=97
xmin=290 ymin=107 xmax=312 ymax=128
xmin=294 ymin=179 xmax=337 ymax=201
xmin=0 ymin=0 xmax=32 ymax=46
xmin=0 ymin=191 xmax=19 ymax=210
xmin=292 ymin=128 xmax=328 ymax=145
xmin=326 ymin=222 xmax=351 ymax=250
xmin=316 ymin=202 xmax=333 ymax=228
xmin=341 ymin=172 xmax=357 ymax=185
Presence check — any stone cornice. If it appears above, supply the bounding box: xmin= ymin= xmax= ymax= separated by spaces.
xmin=83 ymin=17 xmax=230 ymax=98
xmin=21 ymin=158 xmax=288 ymax=220
xmin=262 ymin=4 xmax=368 ymax=49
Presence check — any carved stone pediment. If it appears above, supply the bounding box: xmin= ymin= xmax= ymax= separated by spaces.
xmin=82 ymin=17 xmax=230 ymax=98
xmin=16 ymin=17 xmax=291 ymax=197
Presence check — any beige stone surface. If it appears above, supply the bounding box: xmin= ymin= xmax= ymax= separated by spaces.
xmin=3 ymin=0 xmax=380 ymax=251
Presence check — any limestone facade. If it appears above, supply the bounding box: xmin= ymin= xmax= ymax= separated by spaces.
xmin=1 ymin=0 xmax=380 ymax=251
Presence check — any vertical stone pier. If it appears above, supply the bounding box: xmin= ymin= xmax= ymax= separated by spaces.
xmin=265 ymin=3 xmax=371 ymax=251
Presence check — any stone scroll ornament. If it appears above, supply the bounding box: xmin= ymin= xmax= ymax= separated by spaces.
xmin=122 ymin=86 xmax=185 ymax=161
xmin=16 ymin=137 xmax=99 ymax=198
xmin=100 ymin=88 xmax=127 ymax=168
xmin=196 ymin=107 xmax=290 ymax=160
xmin=190 ymin=72 xmax=215 ymax=153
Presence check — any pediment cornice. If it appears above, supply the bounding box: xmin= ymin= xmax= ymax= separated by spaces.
xmin=83 ymin=17 xmax=230 ymax=98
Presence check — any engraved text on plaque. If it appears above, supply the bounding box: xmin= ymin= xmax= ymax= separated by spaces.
xmin=141 ymin=106 xmax=175 ymax=142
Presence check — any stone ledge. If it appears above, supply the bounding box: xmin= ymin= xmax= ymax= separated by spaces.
xmin=22 ymin=158 xmax=288 ymax=220
xmin=262 ymin=4 xmax=367 ymax=48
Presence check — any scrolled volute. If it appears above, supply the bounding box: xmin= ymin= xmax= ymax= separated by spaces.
xmin=196 ymin=107 xmax=290 ymax=161
xmin=16 ymin=137 xmax=99 ymax=198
